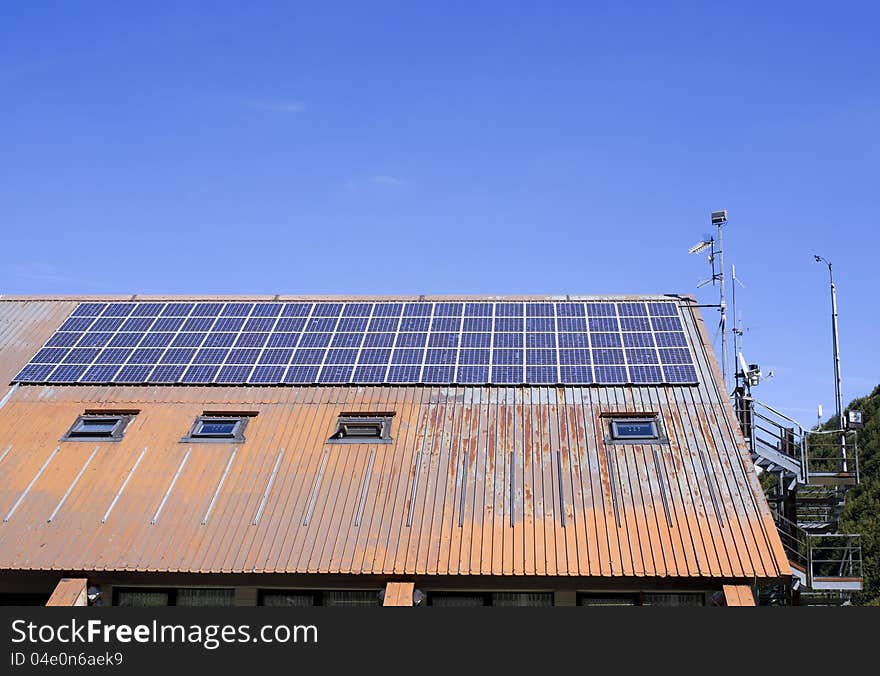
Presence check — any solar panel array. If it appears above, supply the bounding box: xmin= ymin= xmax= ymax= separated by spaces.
xmin=12 ymin=301 xmax=700 ymax=386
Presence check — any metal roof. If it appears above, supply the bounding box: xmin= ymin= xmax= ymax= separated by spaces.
xmin=0 ymin=297 xmax=790 ymax=580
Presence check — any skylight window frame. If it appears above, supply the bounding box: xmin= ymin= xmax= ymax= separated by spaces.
xmin=328 ymin=414 xmax=394 ymax=444
xmin=182 ymin=414 xmax=251 ymax=443
xmin=62 ymin=413 xmax=134 ymax=442
xmin=605 ymin=414 xmax=666 ymax=444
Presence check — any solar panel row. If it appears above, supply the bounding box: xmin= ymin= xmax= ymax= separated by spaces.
xmin=14 ymin=301 xmax=699 ymax=385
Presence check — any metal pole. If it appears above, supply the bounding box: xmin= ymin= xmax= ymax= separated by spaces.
xmin=718 ymin=220 xmax=728 ymax=391
xmin=815 ymin=256 xmax=846 ymax=472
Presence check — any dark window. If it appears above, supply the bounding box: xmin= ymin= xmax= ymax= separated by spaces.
xmin=63 ymin=413 xmax=134 ymax=441
xmin=428 ymin=592 xmax=553 ymax=607
xmin=608 ymin=416 xmax=662 ymax=442
xmin=257 ymin=590 xmax=379 ymax=606
xmin=578 ymin=593 xmax=639 ymax=606
xmin=183 ymin=414 xmax=251 ymax=442
xmin=328 ymin=414 xmax=393 ymax=444
xmin=113 ymin=588 xmax=234 ymax=607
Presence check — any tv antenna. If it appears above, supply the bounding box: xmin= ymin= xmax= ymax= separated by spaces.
xmin=688 ymin=209 xmax=729 ymax=389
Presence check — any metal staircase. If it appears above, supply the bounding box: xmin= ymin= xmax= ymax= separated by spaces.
xmin=734 ymin=392 xmax=863 ymax=603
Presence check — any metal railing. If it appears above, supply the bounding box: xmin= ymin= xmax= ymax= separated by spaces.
xmin=804 ymin=429 xmax=859 ymax=484
xmin=809 ymin=533 xmax=862 ymax=584
xmin=772 ymin=513 xmax=862 ymax=589
xmin=735 ymin=395 xmax=806 ymax=480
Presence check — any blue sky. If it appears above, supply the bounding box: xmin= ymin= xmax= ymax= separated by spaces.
xmin=1 ymin=1 xmax=877 ymax=422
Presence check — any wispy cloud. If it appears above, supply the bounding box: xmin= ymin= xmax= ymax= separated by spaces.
xmin=344 ymin=175 xmax=407 ymax=192
xmin=6 ymin=263 xmax=117 ymax=292
xmin=246 ymin=100 xmax=307 ymax=113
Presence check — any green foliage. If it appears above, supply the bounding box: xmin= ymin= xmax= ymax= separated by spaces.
xmin=835 ymin=384 xmax=880 ymax=605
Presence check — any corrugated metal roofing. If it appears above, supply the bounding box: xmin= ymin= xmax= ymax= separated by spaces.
xmin=0 ymin=297 xmax=790 ymax=581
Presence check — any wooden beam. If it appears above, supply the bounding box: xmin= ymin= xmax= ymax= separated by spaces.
xmin=46 ymin=578 xmax=88 ymax=607
xmin=383 ymin=581 xmax=415 ymax=606
xmin=722 ymin=584 xmax=755 ymax=606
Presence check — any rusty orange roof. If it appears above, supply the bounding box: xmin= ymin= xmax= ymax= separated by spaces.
xmin=0 ymin=297 xmax=790 ymax=581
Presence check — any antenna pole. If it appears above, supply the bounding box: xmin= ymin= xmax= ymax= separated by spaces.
xmin=717 ymin=218 xmax=728 ymax=391
xmin=815 ymin=256 xmax=846 ymax=472
xmin=732 ymin=264 xmax=740 ymax=389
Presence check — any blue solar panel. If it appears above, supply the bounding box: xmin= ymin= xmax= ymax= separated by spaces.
xmin=95 ymin=348 xmax=132 ymax=364
xmin=425 ymin=348 xmax=456 ymax=364
xmin=559 ymin=333 xmax=589 ymax=348
xmin=353 ymin=365 xmax=387 ymax=382
xmin=555 ymin=303 xmax=585 ymax=317
xmin=15 ymin=300 xmax=699 ymax=385
xmin=654 ymin=332 xmax=688 ymax=347
xmin=363 ymin=333 xmax=394 ymax=347
xmin=593 ymin=349 xmax=625 ymax=365
xmin=663 ymin=364 xmax=698 ymax=383
xmin=172 ymin=332 xmax=206 ymax=348
xmin=491 ymin=365 xmax=523 ymax=383
xmin=114 ymin=364 xmax=153 ymax=383
xmin=46 ymin=332 xmax=82 ymax=347
xmin=131 ymin=303 xmax=164 ymax=316
xmin=161 ymin=303 xmax=194 ymax=317
xmin=459 ymin=349 xmax=490 ymax=365
xmin=526 ymin=318 xmax=554 ymax=332
xmin=267 ymin=332 xmax=301 ymax=348
xmin=121 ymin=317 xmax=155 ymax=332
xmin=138 ymin=333 xmax=173 ymax=348
xmin=358 ymin=349 xmax=392 ymax=364
xmin=651 ymin=316 xmax=683 ymax=331
xmin=71 ymin=303 xmax=106 ymax=316
xmin=220 ymin=303 xmax=252 ymax=317
xmin=298 ymin=333 xmax=332 ymax=347
xmin=14 ymin=364 xmax=56 ymax=381
xmin=387 ymin=365 xmax=421 ymax=382
xmin=428 ymin=333 xmax=459 ymax=347
xmin=558 ymin=318 xmax=587 ymax=332
xmin=326 ymin=348 xmax=359 ymax=364
xmin=594 ymin=365 xmax=627 ymax=383
xmin=494 ymin=317 xmax=523 ymax=332
xmin=250 ymin=365 xmax=285 ymax=382
xmin=395 ymin=333 xmax=427 ymax=347
xmin=462 ymin=317 xmax=493 ymax=332
xmin=234 ymin=333 xmax=269 ymax=348
xmin=226 ymin=349 xmax=260 ymax=364
xmin=623 ymin=333 xmax=655 ymax=348
xmin=191 ymin=303 xmax=223 ymax=317
xmin=559 ymin=349 xmax=590 ymax=365
xmin=149 ymin=365 xmax=186 ymax=382
xmin=252 ymin=303 xmax=282 ymax=317
xmin=630 ymin=365 xmax=664 ymax=383
xmin=258 ymin=349 xmax=293 ymax=364
xmin=275 ymin=317 xmax=307 ymax=332
xmin=392 ymin=349 xmax=424 ymax=364
xmin=281 ymin=303 xmax=312 ymax=317
xmin=460 ymin=333 xmax=491 ymax=348
xmin=181 ymin=365 xmax=220 ymax=383
xmin=400 ymin=317 xmax=430 ymax=332
xmin=526 ymin=349 xmax=555 ymax=365
xmin=423 ymin=365 xmax=455 ymax=382
xmin=457 ymin=365 xmax=489 ymax=382
xmin=243 ymin=318 xmax=275 ymax=332
xmin=216 ymin=365 xmax=254 ymax=383
xmin=92 ymin=317 xmax=125 ymax=332
xmin=526 ymin=366 xmax=557 ymax=383
xmin=48 ymin=365 xmax=87 ymax=382
xmin=626 ymin=348 xmax=659 ymax=364
xmin=319 ymin=365 xmax=354 ymax=383
xmin=194 ymin=348 xmax=230 ymax=364
xmin=493 ymin=349 xmax=523 ymax=365
xmin=102 ymin=303 xmax=136 ymax=317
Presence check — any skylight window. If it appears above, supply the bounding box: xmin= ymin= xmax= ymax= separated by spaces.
xmin=63 ymin=413 xmax=134 ymax=441
xmin=183 ymin=414 xmax=253 ymax=442
xmin=329 ymin=414 xmax=394 ymax=444
xmin=608 ymin=417 xmax=661 ymax=441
